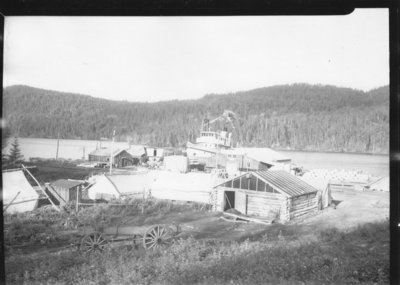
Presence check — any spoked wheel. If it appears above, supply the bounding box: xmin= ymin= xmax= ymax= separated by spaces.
xmin=143 ymin=225 xmax=173 ymax=250
xmin=80 ymin=232 xmax=108 ymax=254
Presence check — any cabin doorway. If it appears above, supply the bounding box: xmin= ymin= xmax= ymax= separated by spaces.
xmin=224 ymin=191 xmax=235 ymax=211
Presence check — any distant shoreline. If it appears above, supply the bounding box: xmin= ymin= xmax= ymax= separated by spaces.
xmin=12 ymin=137 xmax=389 ymax=157
xmin=274 ymin=148 xmax=389 ymax=157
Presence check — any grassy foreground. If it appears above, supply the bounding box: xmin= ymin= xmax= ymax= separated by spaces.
xmin=5 ymin=202 xmax=389 ymax=284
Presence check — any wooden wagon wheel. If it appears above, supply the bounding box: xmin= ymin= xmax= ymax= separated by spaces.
xmin=80 ymin=232 xmax=108 ymax=253
xmin=143 ymin=225 xmax=173 ymax=250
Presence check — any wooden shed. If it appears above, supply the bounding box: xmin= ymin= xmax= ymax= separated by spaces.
xmin=125 ymin=145 xmax=147 ymax=165
xmin=212 ymin=170 xmax=319 ymax=222
xmin=48 ymin=179 xmax=86 ymax=206
xmin=88 ymin=148 xmax=134 ymax=167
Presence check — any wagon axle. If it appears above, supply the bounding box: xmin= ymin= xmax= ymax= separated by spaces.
xmin=77 ymin=224 xmax=178 ymax=254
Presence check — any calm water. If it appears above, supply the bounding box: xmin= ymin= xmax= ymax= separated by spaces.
xmin=279 ymin=150 xmax=389 ymax=177
xmin=6 ymin=138 xmax=389 ymax=177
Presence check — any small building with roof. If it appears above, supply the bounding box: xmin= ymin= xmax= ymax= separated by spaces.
xmin=47 ymin=179 xmax=86 ymax=206
xmin=145 ymin=147 xmax=165 ymax=162
xmin=125 ymin=145 xmax=147 ymax=165
xmin=88 ymin=148 xmax=134 ymax=167
xmin=212 ymin=170 xmax=319 ymax=222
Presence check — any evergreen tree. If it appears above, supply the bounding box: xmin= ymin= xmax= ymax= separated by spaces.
xmin=8 ymin=137 xmax=24 ymax=167
xmin=2 ymin=84 xmax=389 ymax=154
xmin=2 ymin=127 xmax=11 ymax=165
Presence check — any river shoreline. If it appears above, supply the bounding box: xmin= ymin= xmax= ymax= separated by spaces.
xmin=5 ymin=137 xmax=389 ymax=177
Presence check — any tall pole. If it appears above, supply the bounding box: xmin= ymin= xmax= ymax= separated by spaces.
xmin=76 ymin=186 xmax=79 ymax=212
xmin=109 ymin=129 xmax=115 ymax=175
xmin=56 ymin=132 xmax=60 ymax=160
xmin=215 ymin=145 xmax=219 ymax=170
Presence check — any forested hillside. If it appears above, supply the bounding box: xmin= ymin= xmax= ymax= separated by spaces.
xmin=2 ymin=84 xmax=389 ymax=153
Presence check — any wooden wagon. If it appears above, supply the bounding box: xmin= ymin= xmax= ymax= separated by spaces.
xmin=76 ymin=223 xmax=182 ymax=253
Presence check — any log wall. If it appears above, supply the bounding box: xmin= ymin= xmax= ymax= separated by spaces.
xmin=289 ymin=193 xmax=318 ymax=219
xmin=214 ymin=187 xmax=288 ymax=221
xmin=214 ymin=186 xmax=319 ymax=222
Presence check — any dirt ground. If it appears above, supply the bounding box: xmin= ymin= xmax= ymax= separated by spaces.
xmin=302 ymin=189 xmax=389 ymax=229
xmin=10 ymin=188 xmax=389 ymax=257
xmin=105 ymin=188 xmax=389 ymax=243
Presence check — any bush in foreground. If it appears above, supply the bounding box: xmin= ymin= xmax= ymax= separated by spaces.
xmin=6 ymin=220 xmax=389 ymax=284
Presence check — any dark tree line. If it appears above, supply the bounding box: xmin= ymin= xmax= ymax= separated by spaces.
xmin=2 ymin=134 xmax=24 ymax=169
xmin=2 ymin=83 xmax=389 ymax=153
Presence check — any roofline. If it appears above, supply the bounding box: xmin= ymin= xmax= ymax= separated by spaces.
xmin=213 ymin=172 xmax=249 ymax=188
xmin=251 ymin=171 xmax=290 ymax=197
xmin=88 ymin=148 xmax=127 ymax=156
xmin=214 ymin=170 xmax=319 ymax=198
xmin=255 ymin=170 xmax=318 ymax=197
xmin=213 ymin=171 xmax=289 ymax=197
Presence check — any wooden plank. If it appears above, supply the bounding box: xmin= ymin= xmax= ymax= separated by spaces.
xmin=4 ymin=198 xmax=39 ymax=206
xmin=223 ymin=212 xmax=272 ymax=225
xmin=22 ymin=164 xmax=60 ymax=212
xmin=46 ymin=184 xmax=68 ymax=206
xmin=247 ymin=196 xmax=284 ymax=203
xmin=220 ymin=216 xmax=248 ymax=223
xmin=291 ymin=201 xmax=317 ymax=209
xmin=291 ymin=209 xmax=317 ymax=218
xmin=3 ymin=192 xmax=21 ymax=213
xmin=248 ymin=196 xmax=285 ymax=204
xmin=291 ymin=200 xmax=318 ymax=210
xmin=248 ymin=204 xmax=283 ymax=210
xmin=290 ymin=204 xmax=318 ymax=215
xmin=291 ymin=199 xmax=317 ymax=207
xmin=247 ymin=195 xmax=285 ymax=201
xmin=238 ymin=189 xmax=284 ymax=198
xmin=247 ymin=202 xmax=283 ymax=208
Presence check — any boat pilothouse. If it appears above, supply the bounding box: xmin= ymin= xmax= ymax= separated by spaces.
xmin=196 ymin=129 xmax=232 ymax=149
xmin=187 ymin=111 xmax=237 ymax=160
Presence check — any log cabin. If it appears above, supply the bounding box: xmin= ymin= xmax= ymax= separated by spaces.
xmin=212 ymin=170 xmax=319 ymax=222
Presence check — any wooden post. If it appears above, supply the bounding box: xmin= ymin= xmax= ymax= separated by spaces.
xmin=56 ymin=132 xmax=60 ymax=160
xmin=76 ymin=186 xmax=79 ymax=212
xmin=109 ymin=130 xmax=115 ymax=175
xmin=142 ymin=187 xmax=145 ymax=214
xmin=22 ymin=164 xmax=60 ymax=212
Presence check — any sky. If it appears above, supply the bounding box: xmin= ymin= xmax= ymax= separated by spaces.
xmin=3 ymin=9 xmax=389 ymax=103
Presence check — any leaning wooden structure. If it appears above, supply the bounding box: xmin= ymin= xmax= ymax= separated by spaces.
xmin=212 ymin=170 xmax=319 ymax=222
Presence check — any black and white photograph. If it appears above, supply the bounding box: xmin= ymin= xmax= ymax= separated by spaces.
xmin=2 ymin=9 xmax=391 ymax=284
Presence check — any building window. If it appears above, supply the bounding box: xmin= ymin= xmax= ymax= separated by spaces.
xmin=257 ymin=179 xmax=266 ymax=191
xmin=249 ymin=175 xmax=257 ymax=191
xmin=265 ymin=183 xmax=274 ymax=193
xmin=240 ymin=176 xmax=248 ymax=190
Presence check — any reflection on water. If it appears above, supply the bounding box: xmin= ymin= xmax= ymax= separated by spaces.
xmin=5 ymin=138 xmax=389 ymax=177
